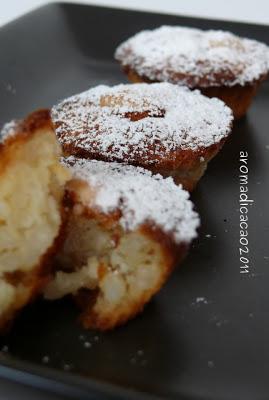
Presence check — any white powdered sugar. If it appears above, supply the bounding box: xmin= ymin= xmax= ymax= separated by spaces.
xmin=0 ymin=120 xmax=18 ymax=144
xmin=52 ymin=83 xmax=232 ymax=163
xmin=115 ymin=26 xmax=269 ymax=87
xmin=63 ymin=156 xmax=200 ymax=244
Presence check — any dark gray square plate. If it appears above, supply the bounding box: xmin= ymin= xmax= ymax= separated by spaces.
xmin=0 ymin=3 xmax=269 ymax=400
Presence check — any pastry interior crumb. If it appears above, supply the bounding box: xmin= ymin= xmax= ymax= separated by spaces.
xmin=0 ymin=129 xmax=67 ymax=322
xmin=44 ymin=214 xmax=168 ymax=329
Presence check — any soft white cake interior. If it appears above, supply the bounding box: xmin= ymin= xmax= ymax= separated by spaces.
xmin=0 ymin=129 xmax=67 ymax=322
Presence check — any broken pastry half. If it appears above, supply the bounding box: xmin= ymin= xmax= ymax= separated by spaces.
xmin=0 ymin=110 xmax=70 ymax=331
xmin=44 ymin=157 xmax=200 ymax=330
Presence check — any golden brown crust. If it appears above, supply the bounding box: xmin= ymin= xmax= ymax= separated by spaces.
xmin=0 ymin=109 xmax=52 ymax=148
xmin=61 ymin=126 xmax=230 ymax=192
xmin=124 ymin=66 xmax=267 ymax=120
xmin=148 ymin=137 xmax=227 ymax=191
xmin=63 ymin=135 xmax=224 ymax=171
xmin=199 ymin=83 xmax=261 ymax=120
xmin=0 ymin=110 xmax=54 ymax=176
xmin=62 ymin=135 xmax=228 ymax=192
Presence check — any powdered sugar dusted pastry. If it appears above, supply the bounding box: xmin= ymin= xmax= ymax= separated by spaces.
xmin=44 ymin=157 xmax=199 ymax=330
xmin=115 ymin=26 xmax=269 ymax=119
xmin=51 ymin=83 xmax=233 ymax=191
xmin=0 ymin=110 xmax=70 ymax=331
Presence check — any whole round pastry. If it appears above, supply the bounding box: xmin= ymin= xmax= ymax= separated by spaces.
xmin=44 ymin=156 xmax=200 ymax=330
xmin=51 ymin=82 xmax=233 ymax=191
xmin=115 ymin=26 xmax=269 ymax=119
